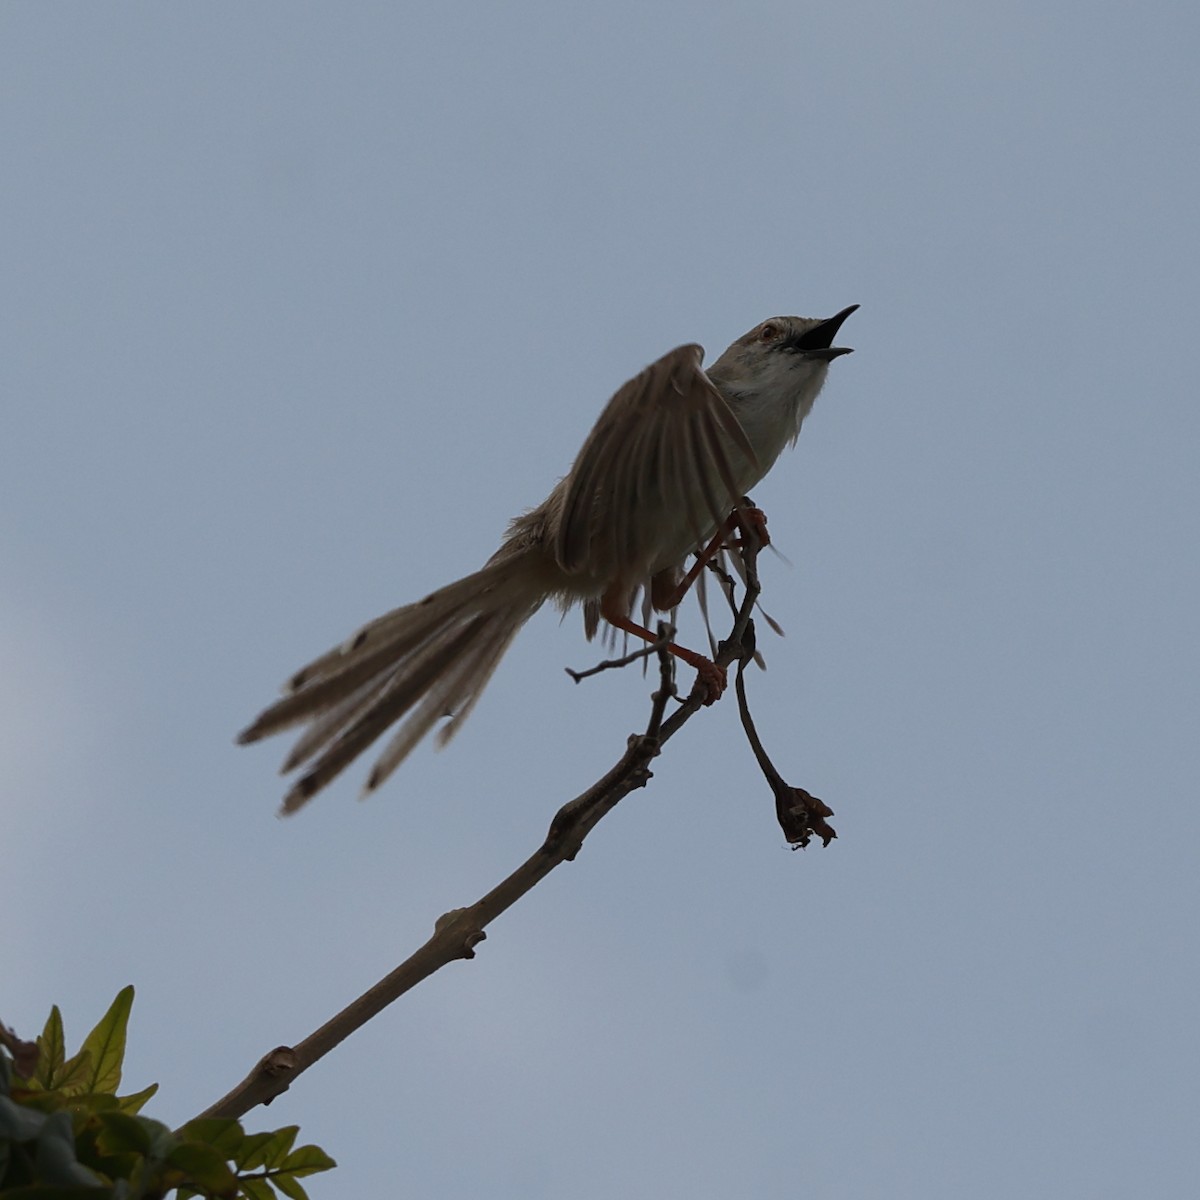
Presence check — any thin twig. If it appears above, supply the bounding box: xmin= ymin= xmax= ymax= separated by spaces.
xmin=732 ymin=625 xmax=836 ymax=849
xmin=564 ymin=626 xmax=675 ymax=683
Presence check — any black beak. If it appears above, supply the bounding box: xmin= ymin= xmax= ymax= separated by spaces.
xmin=791 ymin=304 xmax=859 ymax=360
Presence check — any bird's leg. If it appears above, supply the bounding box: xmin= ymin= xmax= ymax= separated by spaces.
xmin=599 ymin=591 xmax=726 ymax=705
xmin=728 ymin=503 xmax=770 ymax=551
xmin=651 ymin=504 xmax=771 ymax=612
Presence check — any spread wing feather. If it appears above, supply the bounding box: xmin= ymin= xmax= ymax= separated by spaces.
xmin=553 ymin=344 xmax=756 ymax=580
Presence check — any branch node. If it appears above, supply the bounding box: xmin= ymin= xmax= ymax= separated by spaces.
xmin=253 ymin=1046 xmax=299 ymax=1105
xmin=626 ymin=731 xmax=660 ymax=763
xmin=261 ymin=1045 xmax=299 ymax=1077
xmin=434 ymin=908 xmax=488 ymax=958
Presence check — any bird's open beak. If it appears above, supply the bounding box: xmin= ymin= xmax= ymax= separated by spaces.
xmin=792 ymin=304 xmax=859 ymax=360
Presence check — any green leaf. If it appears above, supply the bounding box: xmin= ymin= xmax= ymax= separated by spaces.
xmin=239 ymin=1176 xmax=276 ymax=1200
xmin=166 ymin=1140 xmax=239 ymax=1194
xmin=115 ymin=1082 xmax=158 ymax=1115
xmin=77 ymin=987 xmax=134 ymax=1096
xmin=179 ymin=1117 xmax=245 ymax=1159
xmin=68 ymin=1092 xmax=120 ymax=1115
xmin=95 ymin=1111 xmax=155 ymax=1156
xmin=148 ymin=1120 xmax=181 ymax=1161
xmin=54 ymin=1051 xmax=95 ymax=1097
xmin=279 ymin=1145 xmax=336 ymax=1177
xmin=232 ymin=1132 xmax=276 ymax=1170
xmin=273 ymin=1174 xmax=310 ymax=1200
xmin=33 ymin=1007 xmax=67 ymax=1089
xmin=238 ymin=1127 xmax=296 ymax=1171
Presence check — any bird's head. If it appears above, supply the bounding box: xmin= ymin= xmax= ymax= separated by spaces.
xmin=707 ymin=305 xmax=858 ymax=399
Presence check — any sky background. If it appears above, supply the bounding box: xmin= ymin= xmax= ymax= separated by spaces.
xmin=3 ymin=3 xmax=1198 ymax=1197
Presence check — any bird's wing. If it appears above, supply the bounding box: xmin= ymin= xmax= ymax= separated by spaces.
xmin=554 ymin=343 xmax=757 ymax=578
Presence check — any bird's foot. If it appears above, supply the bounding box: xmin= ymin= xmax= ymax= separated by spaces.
xmin=688 ymin=656 xmax=727 ymax=705
xmin=732 ymin=505 xmax=770 ymax=550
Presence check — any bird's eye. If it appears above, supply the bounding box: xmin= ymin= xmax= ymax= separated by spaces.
xmin=759 ymin=323 xmax=778 ymax=342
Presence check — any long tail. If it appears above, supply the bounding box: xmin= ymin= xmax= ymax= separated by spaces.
xmin=238 ymin=555 xmax=545 ymax=813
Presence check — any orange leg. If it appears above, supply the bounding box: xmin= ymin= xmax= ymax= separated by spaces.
xmin=602 ymin=609 xmax=727 ymax=704
xmin=654 ymin=504 xmax=770 ymax=612
xmin=597 ymin=504 xmax=771 ymax=705
xmin=600 ymin=594 xmax=727 ymax=705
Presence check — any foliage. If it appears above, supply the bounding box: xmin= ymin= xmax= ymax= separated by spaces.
xmin=0 ymin=988 xmax=334 ymax=1199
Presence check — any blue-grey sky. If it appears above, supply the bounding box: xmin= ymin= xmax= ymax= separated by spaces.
xmin=4 ymin=3 xmax=1198 ymax=1197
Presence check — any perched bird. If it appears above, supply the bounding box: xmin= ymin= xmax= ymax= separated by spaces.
xmin=239 ymin=306 xmax=858 ymax=812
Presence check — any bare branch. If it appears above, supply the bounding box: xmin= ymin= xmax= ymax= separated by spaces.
xmin=564 ymin=625 xmax=675 ymax=683
xmin=719 ymin=559 xmax=835 ymax=853
xmin=192 ymin=529 xmax=831 ymax=1124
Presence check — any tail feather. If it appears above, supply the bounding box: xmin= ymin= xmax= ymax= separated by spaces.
xmin=280 ymin=675 xmax=382 ymax=773
xmin=434 ymin=612 xmax=521 ymax=747
xmin=281 ymin=619 xmax=487 ymax=813
xmin=365 ymin=607 xmax=525 ymax=793
xmin=238 ymin=556 xmax=544 ymax=813
xmin=239 ymin=632 xmax=430 ymax=745
xmin=280 ymin=610 xmax=487 ymax=775
xmin=282 ymin=566 xmax=516 ymax=692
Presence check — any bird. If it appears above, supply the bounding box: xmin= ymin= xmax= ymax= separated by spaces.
xmin=238 ymin=306 xmax=858 ymax=813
